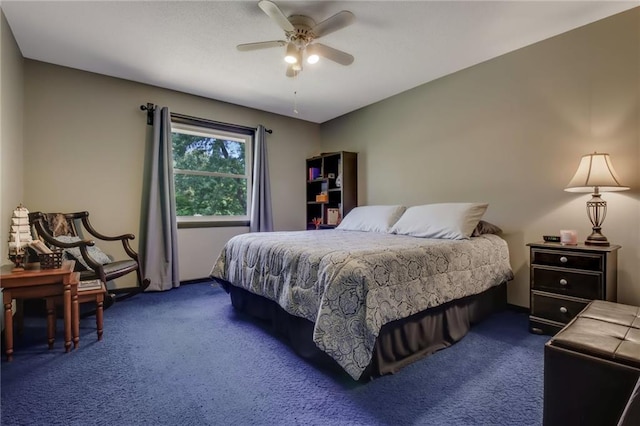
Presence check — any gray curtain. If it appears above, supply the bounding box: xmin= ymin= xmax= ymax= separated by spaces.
xmin=250 ymin=125 xmax=273 ymax=232
xmin=141 ymin=106 xmax=180 ymax=291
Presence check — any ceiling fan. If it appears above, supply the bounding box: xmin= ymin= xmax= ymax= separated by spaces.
xmin=237 ymin=0 xmax=355 ymax=77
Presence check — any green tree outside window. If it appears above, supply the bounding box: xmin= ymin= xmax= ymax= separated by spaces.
xmin=172 ymin=131 xmax=250 ymax=218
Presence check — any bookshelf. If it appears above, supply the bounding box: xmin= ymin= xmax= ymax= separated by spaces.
xmin=306 ymin=151 xmax=357 ymax=229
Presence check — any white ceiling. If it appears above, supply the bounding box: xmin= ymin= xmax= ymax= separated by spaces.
xmin=2 ymin=1 xmax=638 ymax=123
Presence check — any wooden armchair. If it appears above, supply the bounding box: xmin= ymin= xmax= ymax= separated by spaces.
xmin=28 ymin=211 xmax=150 ymax=301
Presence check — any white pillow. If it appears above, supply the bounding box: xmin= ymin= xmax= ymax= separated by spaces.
xmin=390 ymin=203 xmax=489 ymax=240
xmin=336 ymin=205 xmax=406 ymax=233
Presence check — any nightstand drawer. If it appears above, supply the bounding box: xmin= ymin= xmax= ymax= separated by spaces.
xmin=531 ymin=293 xmax=589 ymax=325
xmin=531 ymin=249 xmax=603 ymax=271
xmin=531 ymin=267 xmax=601 ymax=299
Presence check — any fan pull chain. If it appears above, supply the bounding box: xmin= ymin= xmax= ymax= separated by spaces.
xmin=292 ymin=69 xmax=300 ymax=114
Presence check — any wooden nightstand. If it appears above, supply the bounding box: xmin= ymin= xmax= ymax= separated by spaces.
xmin=527 ymin=242 xmax=620 ymax=335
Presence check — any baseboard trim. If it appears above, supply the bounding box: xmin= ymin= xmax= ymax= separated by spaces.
xmin=506 ymin=303 xmax=529 ymax=314
xmin=180 ymin=278 xmax=213 ymax=285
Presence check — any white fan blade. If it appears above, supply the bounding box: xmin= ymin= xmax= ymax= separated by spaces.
xmin=237 ymin=40 xmax=286 ymax=51
xmin=258 ymin=0 xmax=294 ymax=32
xmin=313 ymin=43 xmax=354 ymax=66
xmin=312 ymin=11 xmax=355 ymax=38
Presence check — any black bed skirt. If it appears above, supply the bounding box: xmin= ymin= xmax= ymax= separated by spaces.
xmin=219 ymin=280 xmax=507 ymax=380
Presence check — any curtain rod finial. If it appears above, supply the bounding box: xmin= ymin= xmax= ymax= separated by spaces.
xmin=140 ymin=103 xmax=156 ymax=125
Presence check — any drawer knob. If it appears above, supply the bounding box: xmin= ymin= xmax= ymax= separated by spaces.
xmin=560 ymin=306 xmax=568 ymax=314
xmin=559 ymin=279 xmax=568 ymax=286
xmin=560 ymin=256 xmax=568 ymax=263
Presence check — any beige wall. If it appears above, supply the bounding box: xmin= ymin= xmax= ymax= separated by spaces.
xmin=23 ymin=61 xmax=321 ymax=282
xmin=1 ymin=9 xmax=24 ymax=264
xmin=320 ymin=9 xmax=640 ymax=307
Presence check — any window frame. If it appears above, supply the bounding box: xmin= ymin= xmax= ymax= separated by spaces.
xmin=170 ymin=117 xmax=254 ymax=228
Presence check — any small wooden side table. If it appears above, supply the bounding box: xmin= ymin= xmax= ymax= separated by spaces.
xmin=1 ymin=261 xmax=79 ymax=361
xmin=46 ymin=282 xmax=107 ymax=343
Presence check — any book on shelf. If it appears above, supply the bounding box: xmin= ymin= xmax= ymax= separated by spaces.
xmin=78 ymin=279 xmax=103 ymax=291
xmin=308 ymin=167 xmax=321 ymax=180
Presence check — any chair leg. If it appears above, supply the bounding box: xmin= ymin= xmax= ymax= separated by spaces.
xmin=96 ymin=295 xmax=104 ymax=341
xmin=46 ymin=298 xmax=56 ymax=349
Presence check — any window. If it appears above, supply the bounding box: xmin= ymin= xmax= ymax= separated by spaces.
xmin=171 ymin=120 xmax=253 ymax=226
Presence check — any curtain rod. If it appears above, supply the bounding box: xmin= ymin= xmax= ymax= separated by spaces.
xmin=139 ymin=103 xmax=272 ymax=134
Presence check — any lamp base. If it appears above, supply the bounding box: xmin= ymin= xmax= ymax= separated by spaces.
xmin=584 ymin=193 xmax=610 ymax=246
xmin=585 ymin=228 xmax=610 ymax=246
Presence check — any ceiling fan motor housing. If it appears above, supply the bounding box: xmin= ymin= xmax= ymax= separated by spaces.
xmin=286 ymin=15 xmax=317 ymax=49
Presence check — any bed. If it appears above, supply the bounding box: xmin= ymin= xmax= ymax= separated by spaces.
xmin=210 ymin=204 xmax=514 ymax=380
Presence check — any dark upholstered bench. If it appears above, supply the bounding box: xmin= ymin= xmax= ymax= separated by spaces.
xmin=544 ymin=300 xmax=640 ymax=426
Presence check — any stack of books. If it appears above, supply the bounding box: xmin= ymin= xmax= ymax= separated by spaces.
xmin=78 ymin=279 xmax=103 ymax=291
xmin=308 ymin=167 xmax=321 ymax=180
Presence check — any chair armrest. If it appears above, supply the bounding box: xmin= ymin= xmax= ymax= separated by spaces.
xmin=79 ymin=212 xmax=133 ymax=241
xmin=79 ymin=214 xmax=139 ymax=260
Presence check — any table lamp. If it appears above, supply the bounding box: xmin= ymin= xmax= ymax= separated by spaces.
xmin=564 ymin=152 xmax=629 ymax=246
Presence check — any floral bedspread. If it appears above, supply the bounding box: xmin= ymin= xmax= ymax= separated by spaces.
xmin=210 ymin=230 xmax=513 ymax=379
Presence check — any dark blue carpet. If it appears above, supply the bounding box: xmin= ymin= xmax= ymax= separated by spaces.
xmin=1 ymin=282 xmax=548 ymax=425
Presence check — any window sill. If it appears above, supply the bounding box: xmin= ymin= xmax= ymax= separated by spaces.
xmin=177 ymin=220 xmax=250 ymax=229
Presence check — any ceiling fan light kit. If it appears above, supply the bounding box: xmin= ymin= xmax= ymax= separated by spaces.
xmin=238 ymin=0 xmax=355 ymax=77
xmin=284 ymin=42 xmax=299 ymax=64
xmin=306 ymin=44 xmax=320 ymax=64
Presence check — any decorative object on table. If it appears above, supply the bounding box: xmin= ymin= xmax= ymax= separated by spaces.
xmin=28 ymin=238 xmax=62 ymax=269
xmin=543 ymin=235 xmax=561 ymax=243
xmin=37 ymin=250 xmax=64 ymax=270
xmin=560 ymin=230 xmax=578 ymax=246
xmin=7 ymin=204 xmax=34 ymax=271
xmin=22 ymin=247 xmax=41 ymax=270
xmin=326 ymin=208 xmax=341 ymax=226
xmin=565 ymin=152 xmax=629 ymax=246
xmin=311 ymin=217 xmax=321 ymax=229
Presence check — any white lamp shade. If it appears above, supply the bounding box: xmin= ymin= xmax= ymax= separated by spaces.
xmin=565 ymin=152 xmax=629 ymax=193
xmin=284 ymin=43 xmax=299 ymax=64
xmin=306 ymin=44 xmax=320 ymax=64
